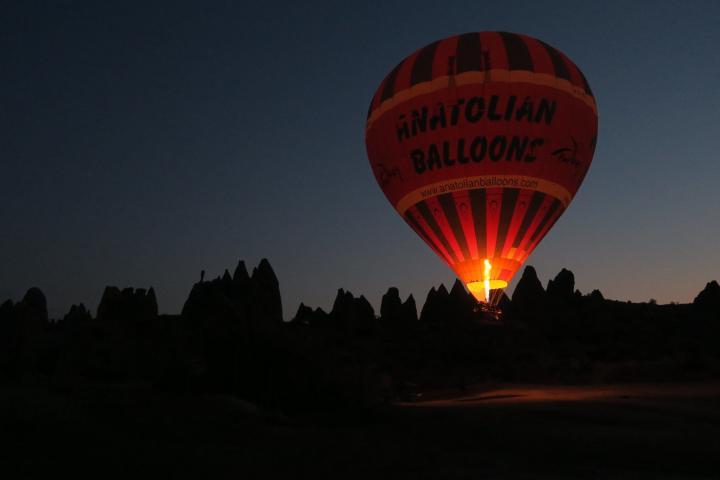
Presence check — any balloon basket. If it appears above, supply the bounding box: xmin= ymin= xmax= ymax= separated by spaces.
xmin=473 ymin=302 xmax=503 ymax=324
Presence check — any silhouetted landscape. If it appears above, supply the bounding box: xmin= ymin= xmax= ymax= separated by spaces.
xmin=5 ymin=0 xmax=720 ymax=477
xmin=2 ymin=260 xmax=720 ymax=477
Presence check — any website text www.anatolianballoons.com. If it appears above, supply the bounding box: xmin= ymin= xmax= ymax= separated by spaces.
xmin=419 ymin=176 xmax=540 ymax=199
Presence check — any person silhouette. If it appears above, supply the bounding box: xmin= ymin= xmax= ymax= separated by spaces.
xmin=200 ymin=269 xmax=205 ymax=283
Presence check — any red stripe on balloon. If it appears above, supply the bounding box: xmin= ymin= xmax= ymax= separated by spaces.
xmin=520 ymin=197 xmax=555 ymax=250
xmin=453 ymin=191 xmax=479 ymax=260
xmin=479 ymin=32 xmax=508 ymax=70
xmin=494 ymin=188 xmax=519 ymax=258
xmin=513 ymin=192 xmax=546 ymax=247
xmin=424 ymin=196 xmax=467 ymax=263
xmin=438 ymin=193 xmax=471 ymax=261
xmin=411 ymin=203 xmax=458 ymax=265
xmin=484 ymin=189 xmax=503 ymax=260
xmin=501 ymin=189 xmax=535 ymax=258
xmin=537 ymin=39 xmax=572 ymax=81
xmin=522 ymin=36 xmax=556 ymax=77
xmin=432 ymin=35 xmax=459 ymax=79
xmin=469 ymin=189 xmax=487 ymax=260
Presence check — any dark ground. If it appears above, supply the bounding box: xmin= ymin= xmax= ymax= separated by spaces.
xmin=3 ymin=382 xmax=720 ymax=479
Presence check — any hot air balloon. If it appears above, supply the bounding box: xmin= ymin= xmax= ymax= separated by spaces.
xmin=365 ymin=32 xmax=597 ymax=306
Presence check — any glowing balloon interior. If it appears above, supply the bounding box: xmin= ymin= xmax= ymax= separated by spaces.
xmin=365 ymin=32 xmax=598 ymax=304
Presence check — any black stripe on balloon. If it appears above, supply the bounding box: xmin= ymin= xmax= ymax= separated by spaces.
xmin=538 ymin=40 xmax=570 ymax=80
xmin=469 ymin=189 xmax=487 ymax=259
xmin=405 ymin=210 xmax=447 ymax=263
xmin=456 ymin=32 xmax=483 ymax=73
xmin=499 ymin=32 xmax=534 ymax=71
xmin=494 ymin=188 xmax=520 ymax=258
xmin=410 ymin=41 xmax=440 ymax=85
xmin=512 ymin=192 xmax=545 ymax=248
xmin=380 ymin=61 xmax=403 ymax=102
xmin=545 ymin=212 xmax=563 ymax=238
xmin=416 ymin=201 xmax=459 ymax=264
xmin=529 ymin=211 xmax=563 ymax=255
xmin=438 ymin=193 xmax=470 ymax=261
xmin=577 ymin=68 xmax=594 ymax=97
xmin=527 ymin=199 xmax=561 ymax=246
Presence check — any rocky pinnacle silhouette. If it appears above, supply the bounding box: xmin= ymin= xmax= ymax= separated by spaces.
xmin=0 ymin=260 xmax=718 ymax=411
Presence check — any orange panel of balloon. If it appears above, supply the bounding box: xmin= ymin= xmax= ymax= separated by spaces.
xmin=365 ymin=32 xmax=598 ymax=305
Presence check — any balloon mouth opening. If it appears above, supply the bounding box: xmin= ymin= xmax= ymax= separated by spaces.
xmin=467 ymin=280 xmax=508 ymax=303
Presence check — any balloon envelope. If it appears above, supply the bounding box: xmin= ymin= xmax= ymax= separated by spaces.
xmin=365 ymin=32 xmax=598 ymax=303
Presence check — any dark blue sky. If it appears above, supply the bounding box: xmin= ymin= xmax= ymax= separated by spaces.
xmin=2 ymin=0 xmax=719 ymax=318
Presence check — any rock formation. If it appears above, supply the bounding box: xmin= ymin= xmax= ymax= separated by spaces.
xmin=694 ymin=280 xmax=720 ymax=313
xmin=511 ymin=266 xmax=546 ymax=313
xmin=547 ymin=268 xmax=575 ymax=301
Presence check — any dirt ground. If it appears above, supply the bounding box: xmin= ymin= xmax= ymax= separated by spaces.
xmin=2 ymin=382 xmax=720 ymax=479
